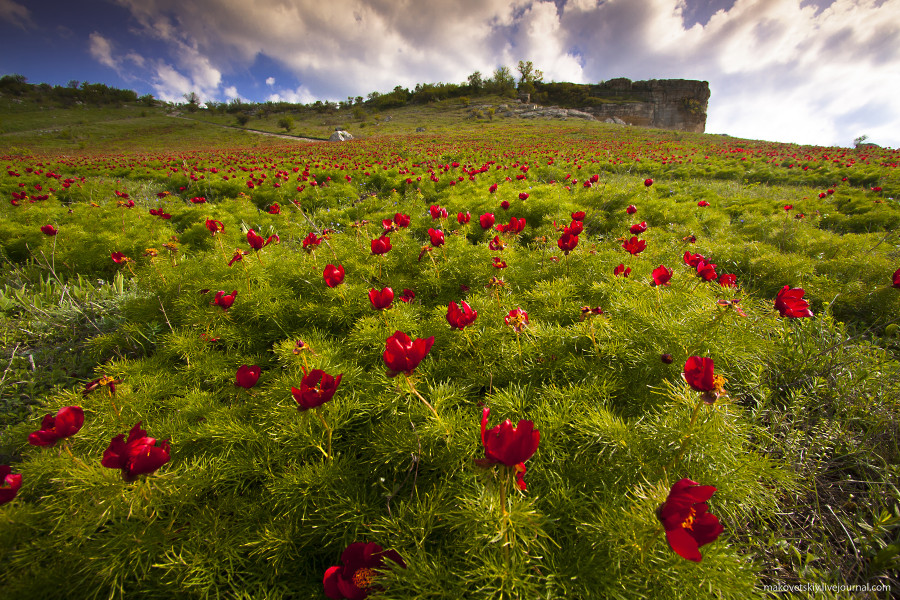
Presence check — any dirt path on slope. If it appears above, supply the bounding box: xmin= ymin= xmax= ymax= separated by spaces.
xmin=168 ymin=113 xmax=327 ymax=143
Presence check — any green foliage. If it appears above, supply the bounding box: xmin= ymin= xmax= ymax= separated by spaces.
xmin=0 ymin=120 xmax=899 ymax=599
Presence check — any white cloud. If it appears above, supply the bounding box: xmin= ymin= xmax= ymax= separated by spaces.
xmin=265 ymin=76 xmax=275 ymax=86
xmin=88 ymin=32 xmax=119 ymax=70
xmin=267 ymin=85 xmax=316 ymax=104
xmin=106 ymin=0 xmax=900 ymax=146
xmin=223 ymin=85 xmax=241 ymax=100
xmin=0 ymin=0 xmax=32 ymax=30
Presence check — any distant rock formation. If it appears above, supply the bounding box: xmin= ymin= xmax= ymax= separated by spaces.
xmin=580 ymin=79 xmax=710 ymax=133
xmin=329 ymin=130 xmax=354 ymax=142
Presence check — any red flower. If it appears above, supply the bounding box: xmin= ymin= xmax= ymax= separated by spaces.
xmin=228 ymin=250 xmax=248 ymax=266
xmin=622 ymin=237 xmax=646 ymax=255
xmin=571 ymin=211 xmax=586 ymax=221
xmin=872 ymin=186 xmax=882 ymax=192
xmin=0 ymin=465 xmax=22 ymax=506
xmin=518 ymin=192 xmax=529 ymax=200
xmin=371 ymin=236 xmax=392 ymax=255
xmin=783 ymin=205 xmax=793 ymax=211
xmin=697 ymin=200 xmax=710 ymax=207
xmin=247 ymin=229 xmax=278 ymax=251
xmin=695 ymin=261 xmax=718 ymax=281
xmin=718 ymin=274 xmax=737 ymax=288
xmin=41 ymin=224 xmax=58 ymax=236
xmin=651 ymin=265 xmax=673 ymax=286
xmin=211 ymin=290 xmax=237 ymax=311
xmin=644 ymin=178 xmax=653 ymax=187
xmin=457 ymin=211 xmax=471 ymax=225
xmin=235 ymin=365 xmax=261 ymax=389
xmin=428 ymin=228 xmax=445 ymax=247
xmin=190 ymin=196 xmax=206 ymax=204
xmin=110 ymin=251 xmax=131 ymax=264
xmin=446 ymin=300 xmax=478 ymax=330
xmin=429 ymin=204 xmax=447 ymax=220
xmin=626 ymin=204 xmax=637 ymax=214
xmin=492 ymin=257 xmax=507 ymax=269
xmin=893 ymin=267 xmax=900 ymax=288
xmin=394 ymin=213 xmax=411 ymax=228
xmin=488 ymin=236 xmax=506 ymax=252
xmin=658 ymin=478 xmax=724 ymax=562
xmin=614 ymin=263 xmax=631 ymax=278
xmin=383 ymin=330 xmax=434 ymax=377
xmin=101 ymin=421 xmax=170 ymax=482
xmin=683 ymin=356 xmax=715 ymax=392
xmin=565 ymin=220 xmax=584 ymax=235
xmin=28 ymin=406 xmax=84 ymax=447
xmin=479 ymin=213 xmax=495 ymax=229
xmin=504 ymin=308 xmax=529 ymax=332
xmin=399 ymin=288 xmax=415 ymax=303
xmin=368 ymin=287 xmax=394 ymax=310
xmin=324 ymin=264 xmax=345 ymax=288
xmin=292 ymin=369 xmax=342 ymax=410
xmin=205 ymin=219 xmax=225 ymax=235
xmin=479 ymin=407 xmax=540 ymax=490
xmin=302 ymin=232 xmax=322 ymax=251
xmin=267 ymin=203 xmax=281 ymax=214
xmin=629 ymin=221 xmax=648 ymax=235
xmin=489 ymin=183 xmax=499 ymax=193
xmin=557 ymin=231 xmax=578 ymax=255
xmin=774 ymin=285 xmax=814 ymax=318
xmin=323 ymin=542 xmax=406 ymax=600
xmin=500 ymin=200 xmax=510 ymax=210
xmin=683 ymin=251 xmax=706 ymax=267
xmin=83 ymin=375 xmax=121 ymax=396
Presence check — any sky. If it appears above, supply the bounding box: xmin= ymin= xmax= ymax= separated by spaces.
xmin=1 ymin=0 xmax=899 ymax=148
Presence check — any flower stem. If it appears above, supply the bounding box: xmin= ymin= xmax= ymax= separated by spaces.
xmin=314 ymin=407 xmax=332 ymax=460
xmin=404 ymin=374 xmax=439 ymax=421
xmin=663 ymin=398 xmax=704 ymax=475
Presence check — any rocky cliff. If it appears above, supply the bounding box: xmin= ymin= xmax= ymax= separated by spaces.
xmin=532 ymin=78 xmax=710 ymax=133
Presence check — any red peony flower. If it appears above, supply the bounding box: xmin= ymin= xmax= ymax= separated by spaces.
xmin=479 ymin=407 xmax=540 ymax=490
xmin=110 ymin=251 xmax=131 ymax=264
xmin=0 ymin=465 xmax=22 ymax=506
xmin=323 ymin=541 xmax=406 ymax=600
xmin=479 ymin=213 xmax=495 ymax=229
xmin=626 ymin=204 xmax=637 ymax=214
xmin=629 ymin=221 xmax=648 ymax=235
xmin=211 ymin=290 xmax=237 ymax=311
xmin=41 ymin=224 xmax=58 ymax=236
xmin=446 ymin=300 xmax=478 ymax=330
xmin=429 ymin=204 xmax=447 ymax=219
xmin=683 ymin=251 xmax=706 ymax=267
xmin=500 ymin=200 xmax=510 ymax=210
xmin=101 ymin=421 xmax=170 ymax=482
xmin=205 ymin=219 xmax=225 ymax=235
xmin=28 ymin=406 xmax=84 ymax=447
xmin=622 ymin=236 xmax=646 ymax=255
xmin=783 ymin=205 xmax=793 ymax=211
xmin=368 ymin=287 xmax=394 ymax=310
xmin=774 ymin=285 xmax=814 ymax=318
xmin=571 ymin=211 xmax=586 ymax=221
xmin=457 ymin=211 xmax=471 ymax=225
xmin=893 ymin=267 xmax=900 ymax=288
xmin=292 ymin=369 xmax=342 ymax=411
xmin=323 ymin=264 xmax=345 ymax=288
xmin=658 ymin=478 xmax=724 ymax=562
xmin=394 ymin=213 xmax=411 ymax=228
xmin=489 ymin=183 xmax=499 ymax=193
xmin=235 ymin=365 xmax=261 ymax=389
xmin=718 ymin=274 xmax=737 ymax=288
xmin=267 ymin=203 xmax=281 ymax=214
xmin=302 ymin=232 xmax=322 ymax=251
xmin=247 ymin=229 xmax=278 ymax=251
xmin=683 ymin=356 xmax=715 ymax=392
xmin=428 ymin=228 xmax=445 ymax=247
xmin=504 ymin=308 xmax=529 ymax=333
xmin=697 ymin=200 xmax=710 ymax=207
xmin=644 ymin=178 xmax=653 ymax=187
xmin=695 ymin=261 xmax=718 ymax=281
xmin=383 ymin=331 xmax=434 ymax=377
xmin=371 ymin=235 xmax=392 ymax=255
xmin=492 ymin=257 xmax=507 ymax=269
xmin=518 ymin=192 xmax=529 ymax=200
xmin=557 ymin=231 xmax=578 ymax=255
xmin=651 ymin=265 xmax=673 ymax=287
xmin=614 ymin=263 xmax=631 ymax=278
xmin=399 ymin=288 xmax=415 ymax=303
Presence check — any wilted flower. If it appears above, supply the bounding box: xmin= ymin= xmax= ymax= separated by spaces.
xmin=614 ymin=263 xmax=631 ymax=278
xmin=41 ymin=224 xmax=58 ymax=236
xmin=658 ymin=478 xmax=724 ymax=562
xmin=492 ymin=257 xmax=507 ymax=269
xmin=488 ymin=236 xmax=506 ymax=251
xmin=292 ymin=369 xmax=342 ymax=410
xmin=504 ymin=308 xmax=529 ymax=333
xmin=323 ymin=264 xmax=345 ymax=288
xmin=211 ymin=290 xmax=238 ymax=311
xmin=661 ymin=353 xmax=674 ymax=364
xmin=774 ymin=285 xmax=814 ymax=318
xmin=0 ymin=465 xmax=22 ymax=506
xmin=323 ymin=542 xmax=406 ymax=600
xmin=479 ymin=407 xmax=540 ymax=490
xmin=368 ymin=287 xmax=394 ymax=310
xmin=83 ymin=375 xmax=121 ymax=396
xmin=28 ymin=406 xmax=84 ymax=447
xmin=228 ymin=250 xmax=248 ymax=266
xmin=371 ymin=236 xmax=392 ymax=255
xmin=383 ymin=330 xmax=434 ymax=377
xmin=580 ymin=306 xmax=603 ymax=320
xmin=235 ymin=365 xmax=261 ymax=389
xmin=446 ymin=300 xmax=478 ymax=330
xmin=101 ymin=421 xmax=170 ymax=481
xmin=622 ymin=237 xmax=646 ymax=255
xmin=651 ymin=265 xmax=673 ymax=287
xmin=479 ymin=213 xmax=495 ymax=229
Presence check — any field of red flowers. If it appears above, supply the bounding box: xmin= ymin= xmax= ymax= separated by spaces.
xmin=1 ymin=122 xmax=899 ymax=599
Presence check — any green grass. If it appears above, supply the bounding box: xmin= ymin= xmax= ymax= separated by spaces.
xmin=0 ymin=101 xmax=899 ymax=599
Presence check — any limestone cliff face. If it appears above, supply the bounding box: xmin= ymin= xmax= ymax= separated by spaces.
xmin=579 ymin=79 xmax=710 ymax=133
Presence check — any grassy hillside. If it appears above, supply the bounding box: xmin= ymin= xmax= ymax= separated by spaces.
xmin=0 ymin=100 xmax=898 ymax=599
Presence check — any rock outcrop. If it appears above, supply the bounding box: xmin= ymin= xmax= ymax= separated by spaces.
xmin=329 ymin=130 xmax=354 ymax=142
xmin=580 ymin=79 xmax=710 ymax=133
